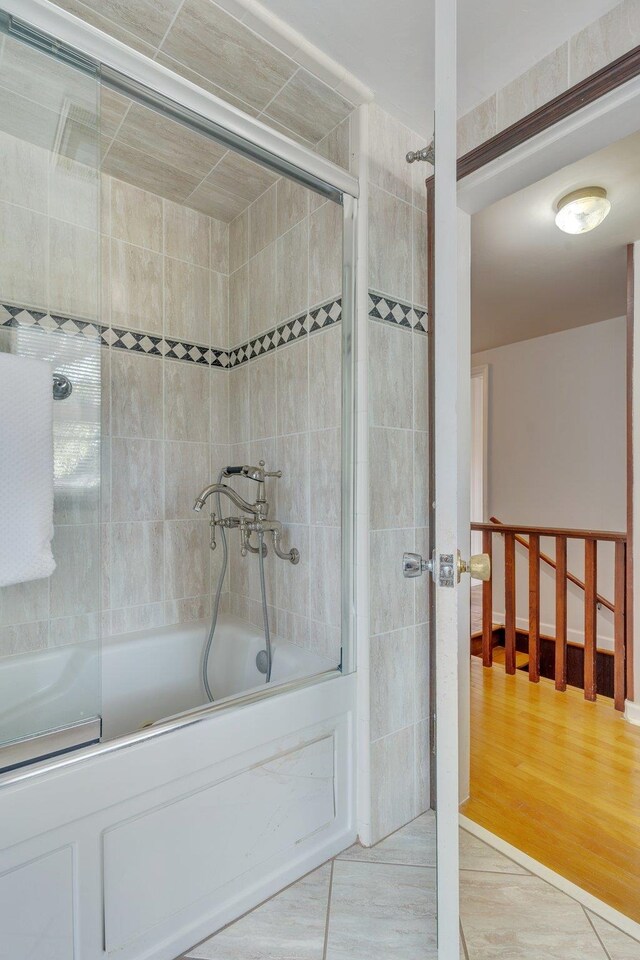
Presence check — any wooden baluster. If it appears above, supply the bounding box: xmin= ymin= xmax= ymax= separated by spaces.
xmin=584 ymin=538 xmax=598 ymax=701
xmin=482 ymin=529 xmax=493 ymax=667
xmin=504 ymin=532 xmax=516 ymax=675
xmin=528 ymin=533 xmax=540 ymax=682
xmin=614 ymin=540 xmax=627 ymax=711
xmin=555 ymin=536 xmax=567 ymax=692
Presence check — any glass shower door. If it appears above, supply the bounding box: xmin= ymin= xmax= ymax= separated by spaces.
xmin=0 ymin=25 xmax=102 ymax=769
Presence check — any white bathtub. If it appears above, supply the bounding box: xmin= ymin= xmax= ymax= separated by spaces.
xmin=0 ymin=616 xmax=355 ymax=960
xmin=101 ymin=615 xmax=339 ymax=739
xmin=0 ymin=615 xmax=338 ymax=751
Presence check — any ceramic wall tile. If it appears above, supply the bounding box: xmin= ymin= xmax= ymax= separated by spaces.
xmin=229 ymin=264 xmax=249 ymax=344
xmin=111 ymin=350 xmax=163 ymax=439
xmin=229 ymin=208 xmax=249 ymax=273
xmin=110 ymin=438 xmax=163 ymax=522
xmin=108 ymin=521 xmax=164 ymax=608
xmin=265 ymin=70 xmax=354 ymax=145
xmin=277 ymin=219 xmax=309 ymax=322
xmin=570 ymin=0 xmax=640 ymax=85
xmin=0 ymin=201 xmax=47 ymax=308
xmin=369 ymin=726 xmax=417 ymax=842
xmin=110 ymin=237 xmax=163 ymax=334
xmin=164 ymin=518 xmax=210 ymax=600
xmin=0 ymin=578 xmax=49 ymax=629
xmin=211 ymin=368 xmax=230 ymax=445
xmin=59 ymin=0 xmax=182 ymax=47
xmin=369 ymin=528 xmax=415 ymax=636
xmin=250 ymin=352 xmax=277 ymax=441
xmin=162 ymin=0 xmax=297 ymax=113
xmin=0 ymin=132 xmax=47 ymax=213
xmin=111 ymin=178 xmax=162 ymax=252
xmin=164 ymin=257 xmax=210 ymax=344
xmin=497 ymin=44 xmax=568 ymax=131
xmin=210 ymin=217 xmax=229 ymax=274
xmin=368 ymin=185 xmax=412 ymax=303
xmin=249 ymin=184 xmax=276 ymax=258
xmin=164 ymin=361 xmax=210 ymax=442
xmin=368 ymin=103 xmax=414 ymax=203
xmin=248 ymin=242 xmax=277 ymax=337
xmin=457 ymin=95 xmax=497 ymax=157
xmin=309 ymin=326 xmax=341 ymax=431
xmin=309 ymin=525 xmax=341 ymax=627
xmin=164 ymin=198 xmax=210 ymax=266
xmin=369 ymin=427 xmax=414 ymax=530
xmin=368 ymin=321 xmax=413 ymax=429
xmin=210 ymin=270 xmax=229 ymax=348
xmin=370 ymin=627 xmax=415 ymax=741
xmin=277 ymin=176 xmax=309 ymax=236
xmin=276 ymin=432 xmax=310 ymax=524
xmin=309 ymin=428 xmax=341 ymax=527
xmin=277 ymin=339 xmax=308 ymax=436
xmin=309 ymin=201 xmax=342 ymax=308
xmin=49 ymin=524 xmax=101 ymax=618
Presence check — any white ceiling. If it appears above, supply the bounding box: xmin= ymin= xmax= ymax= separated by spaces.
xmin=259 ymin=0 xmax=620 ymax=135
xmin=471 ymin=130 xmax=640 ymax=353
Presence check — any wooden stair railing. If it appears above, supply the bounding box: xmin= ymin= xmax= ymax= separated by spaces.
xmin=471 ymin=520 xmax=628 ymax=710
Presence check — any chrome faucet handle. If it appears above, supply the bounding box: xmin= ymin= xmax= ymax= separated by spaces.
xmin=258 ymin=459 xmax=282 ymax=479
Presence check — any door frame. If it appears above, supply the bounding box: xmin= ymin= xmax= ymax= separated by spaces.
xmin=448 ymin=45 xmax=640 ymax=796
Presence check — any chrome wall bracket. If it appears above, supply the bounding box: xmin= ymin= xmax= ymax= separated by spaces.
xmin=406 ymin=139 xmax=435 ymax=165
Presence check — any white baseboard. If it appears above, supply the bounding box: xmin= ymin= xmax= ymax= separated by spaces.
xmin=459 ymin=815 xmax=640 ymax=942
xmin=624 ymin=700 xmax=640 ymax=725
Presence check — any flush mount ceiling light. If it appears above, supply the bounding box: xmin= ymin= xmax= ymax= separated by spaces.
xmin=555 ymin=186 xmax=611 ymax=235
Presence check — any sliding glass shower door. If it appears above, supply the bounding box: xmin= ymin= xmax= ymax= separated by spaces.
xmin=0 ymin=26 xmax=102 ymax=768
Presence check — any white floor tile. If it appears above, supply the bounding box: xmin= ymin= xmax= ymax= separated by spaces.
xmin=185 ymin=862 xmax=331 ymax=959
xmin=326 ymin=860 xmax=437 ymax=960
xmin=460 ymin=871 xmax=608 ymax=959
xmin=588 ymin=912 xmax=640 ymax=960
xmin=337 ymin=811 xmax=437 ymax=866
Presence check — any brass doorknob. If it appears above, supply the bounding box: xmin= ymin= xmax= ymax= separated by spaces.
xmin=457 ymin=552 xmax=491 ymax=582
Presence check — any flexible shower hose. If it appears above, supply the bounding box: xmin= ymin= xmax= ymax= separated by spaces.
xmin=201 ymin=470 xmax=273 ymax=702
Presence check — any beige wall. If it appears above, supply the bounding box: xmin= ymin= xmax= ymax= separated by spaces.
xmin=473 ymin=317 xmax=627 ymax=648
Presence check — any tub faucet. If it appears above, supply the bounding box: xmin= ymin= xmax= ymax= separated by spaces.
xmin=193 ymin=483 xmax=260 ymax=517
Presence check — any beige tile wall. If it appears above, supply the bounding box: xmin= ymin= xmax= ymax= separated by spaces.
xmin=457 ymin=0 xmax=640 ymax=156
xmin=0 ymin=116 xmax=348 ymax=666
xmin=366 ymin=104 xmax=431 ymax=843
xmin=222 ymin=130 xmax=347 ymax=663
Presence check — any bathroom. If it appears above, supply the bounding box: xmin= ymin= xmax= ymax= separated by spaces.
xmin=0 ymin=0 xmax=430 ymax=956
xmin=5 ymin=1 xmax=639 ymax=959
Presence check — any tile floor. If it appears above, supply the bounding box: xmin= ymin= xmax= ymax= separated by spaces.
xmin=180 ymin=813 xmax=640 ymax=959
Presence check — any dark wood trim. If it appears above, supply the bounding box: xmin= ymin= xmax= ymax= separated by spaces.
xmin=425 ymin=43 xmax=640 ymax=187
xmin=482 ymin=528 xmax=493 ymax=667
xmin=504 ymin=532 xmax=516 ymax=675
xmin=528 ymin=533 xmax=541 ymax=683
xmin=584 ymin=539 xmax=598 ymax=702
xmin=615 ymin=540 xmax=627 ymax=711
xmin=627 ymin=243 xmax=635 ymax=703
xmin=471 ymin=521 xmax=626 ymax=542
xmin=555 ymin=537 xmax=568 ymax=692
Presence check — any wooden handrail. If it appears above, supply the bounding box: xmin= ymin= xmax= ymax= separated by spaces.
xmin=472 ymin=517 xmax=628 ymax=709
xmin=471 ymin=521 xmax=627 ymax=543
xmin=486 ymin=516 xmax=615 ymax=613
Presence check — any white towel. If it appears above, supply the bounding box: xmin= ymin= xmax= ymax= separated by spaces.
xmin=0 ymin=353 xmax=56 ymax=587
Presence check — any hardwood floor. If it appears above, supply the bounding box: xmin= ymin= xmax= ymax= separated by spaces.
xmin=462 ymin=658 xmax=640 ymax=923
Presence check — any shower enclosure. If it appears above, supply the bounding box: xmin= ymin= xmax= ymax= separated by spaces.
xmin=0 ymin=7 xmax=360 ymax=956
xmin=0 ymin=12 xmax=355 ymax=769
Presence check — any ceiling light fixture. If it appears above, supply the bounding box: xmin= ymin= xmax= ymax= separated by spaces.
xmin=554 ymin=186 xmax=611 ymax=235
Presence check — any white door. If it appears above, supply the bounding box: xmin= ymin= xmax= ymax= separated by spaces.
xmin=433 ymin=0 xmax=492 ymax=951
xmin=422 ymin=1 xmax=476 ymax=954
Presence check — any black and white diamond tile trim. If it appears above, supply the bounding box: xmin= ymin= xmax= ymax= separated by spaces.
xmin=0 ymin=298 xmax=343 ymax=369
xmin=368 ymin=292 xmax=428 ymax=334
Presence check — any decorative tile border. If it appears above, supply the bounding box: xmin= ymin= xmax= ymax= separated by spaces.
xmin=368 ymin=292 xmax=428 ymax=334
xmin=0 ymin=297 xmax=342 ymax=369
